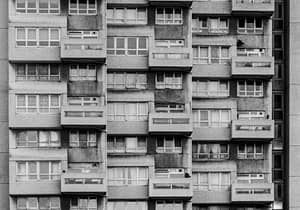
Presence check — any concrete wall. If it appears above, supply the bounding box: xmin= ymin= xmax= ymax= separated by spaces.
xmin=0 ymin=0 xmax=9 ymax=208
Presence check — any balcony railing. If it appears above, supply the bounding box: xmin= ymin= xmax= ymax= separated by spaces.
xmin=232 ymin=56 xmax=274 ymax=78
xmin=232 ymin=119 xmax=274 ymax=139
xmin=231 ymin=183 xmax=274 ymax=203
xmin=61 ymin=105 xmax=106 ymax=128
xmin=149 ymin=48 xmax=192 ymax=69
xmin=232 ymin=0 xmax=274 ymax=14
xmin=192 ymin=153 xmax=229 ymax=161
xmin=149 ymin=178 xmax=193 ymax=199
xmin=148 ymin=112 xmax=193 ymax=134
xmin=61 ymin=169 xmax=106 ymax=194
xmin=61 ymin=38 xmax=106 ymax=61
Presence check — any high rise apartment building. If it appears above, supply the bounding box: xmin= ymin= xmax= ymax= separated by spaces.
xmin=0 ymin=0 xmax=279 ymax=210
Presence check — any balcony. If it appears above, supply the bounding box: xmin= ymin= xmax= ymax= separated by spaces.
xmin=61 ymin=105 xmax=106 ymax=128
xmin=61 ymin=38 xmax=106 ymax=62
xmin=149 ymin=48 xmax=192 ymax=71
xmin=232 ymin=0 xmax=274 ymax=15
xmin=149 ymin=178 xmax=193 ymax=199
xmin=232 ymin=119 xmax=274 ymax=140
xmin=61 ymin=169 xmax=106 ymax=194
xmin=148 ymin=112 xmax=193 ymax=134
xmin=231 ymin=183 xmax=274 ymax=203
xmin=232 ymin=56 xmax=274 ymax=78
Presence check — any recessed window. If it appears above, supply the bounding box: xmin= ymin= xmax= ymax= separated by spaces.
xmin=192 ymin=17 xmax=229 ymax=34
xmin=237 ymin=80 xmax=263 ymax=97
xmin=155 ymin=40 xmax=184 ymax=48
xmin=108 ymin=103 xmax=148 ymax=121
xmin=16 ymin=130 xmax=60 ymax=147
xmin=237 ymin=143 xmax=264 ymax=159
xmin=193 ymin=46 xmax=230 ymax=64
xmin=16 ymin=161 xmax=60 ymax=181
xmin=107 ymin=136 xmax=147 ymax=154
xmin=16 ymin=94 xmax=60 ymax=113
xmin=69 ymin=64 xmax=96 ymax=81
xmin=68 ymin=97 xmax=100 ymax=106
xmin=238 ymin=18 xmax=263 ymax=34
xmin=193 ymin=80 xmax=229 ymax=98
xmin=107 ymin=8 xmax=147 ymax=24
xmin=192 ymin=172 xmax=231 ymax=190
xmin=16 ymin=64 xmax=60 ymax=81
xmin=108 ymin=167 xmax=148 ymax=185
xmin=237 ymin=111 xmax=265 ymax=120
xmin=155 ymin=104 xmax=184 ymax=113
xmin=237 ymin=48 xmax=265 ymax=57
xmin=16 ymin=28 xmax=60 ymax=47
xmin=69 ymin=130 xmax=97 ymax=148
xmin=192 ymin=143 xmax=229 ymax=160
xmin=107 ymin=72 xmax=147 ymax=90
xmin=237 ymin=173 xmax=265 ymax=184
xmin=70 ymin=197 xmax=97 ymax=210
xmin=16 ymin=0 xmax=60 ymax=14
xmin=193 ymin=109 xmax=231 ymax=127
xmin=156 ymin=72 xmax=182 ymax=89
xmin=156 ymin=136 xmax=182 ymax=153
xmin=17 ymin=197 xmax=60 ymax=210
xmin=107 ymin=37 xmax=148 ymax=56
xmin=67 ymin=31 xmax=98 ymax=39
xmin=155 ymin=8 xmax=183 ymax=25
xmin=69 ymin=0 xmax=97 ymax=15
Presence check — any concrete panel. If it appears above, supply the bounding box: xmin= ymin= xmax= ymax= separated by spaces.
xmin=107 ymin=56 xmax=148 ymax=69
xmin=68 ymin=148 xmax=100 ymax=163
xmin=107 ymin=91 xmax=154 ymax=102
xmin=108 ymin=186 xmax=148 ymax=199
xmin=0 ymin=123 xmax=8 ymax=152
xmin=192 ymin=127 xmax=231 ymax=141
xmin=0 ymin=153 xmax=9 ymax=183
xmin=108 ymin=155 xmax=155 ymax=167
xmin=192 ymin=0 xmax=231 ymax=14
xmin=289 ymin=145 xmax=300 ymax=177
xmin=0 ymin=29 xmax=8 ymax=59
xmin=107 ymin=121 xmax=148 ymax=134
xmin=0 ymin=184 xmax=9 ymax=210
xmin=192 ymin=190 xmax=230 ymax=204
xmin=289 ymin=177 xmax=300 ymax=209
xmin=192 ymin=64 xmax=231 ymax=78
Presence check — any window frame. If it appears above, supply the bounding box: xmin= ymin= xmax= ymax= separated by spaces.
xmin=107 ymin=37 xmax=148 ymax=56
xmin=107 ymin=136 xmax=147 ymax=154
xmin=16 ymin=0 xmax=60 ymax=14
xmin=237 ymin=143 xmax=264 ymax=159
xmin=193 ymin=45 xmax=230 ymax=64
xmin=15 ymin=64 xmax=60 ymax=81
xmin=17 ymin=197 xmax=61 ymax=210
xmin=108 ymin=167 xmax=149 ymax=186
xmin=69 ymin=130 xmax=97 ymax=148
xmin=16 ymin=130 xmax=61 ymax=148
xmin=69 ymin=64 xmax=97 ymax=81
xmin=192 ymin=143 xmax=229 ymax=160
xmin=70 ymin=197 xmax=97 ymax=210
xmin=237 ymin=17 xmax=263 ymax=34
xmin=193 ymin=109 xmax=231 ymax=128
xmin=156 ymin=136 xmax=182 ymax=153
xmin=107 ymin=72 xmax=147 ymax=90
xmin=68 ymin=0 xmax=97 ymax=15
xmin=237 ymin=80 xmax=264 ymax=97
xmin=107 ymin=7 xmax=148 ymax=25
xmin=155 ymin=72 xmax=183 ymax=89
xmin=155 ymin=8 xmax=183 ymax=25
xmin=108 ymin=102 xmax=149 ymax=121
xmin=192 ymin=80 xmax=230 ymax=98
xmin=192 ymin=172 xmax=231 ymax=191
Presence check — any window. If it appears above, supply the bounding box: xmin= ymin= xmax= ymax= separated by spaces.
xmin=68 ymin=31 xmax=98 ymax=39
xmin=69 ymin=0 xmax=97 ymax=15
xmin=16 ymin=28 xmax=60 ymax=47
xmin=273 ymin=94 xmax=284 ymax=120
xmin=68 ymin=97 xmax=100 ymax=106
xmin=192 ymin=80 xmax=229 ymax=97
xmin=192 ymin=207 xmax=229 ymax=210
xmin=69 ymin=64 xmax=96 ymax=81
xmin=16 ymin=161 xmax=60 ymax=181
xmin=192 ymin=143 xmax=229 ymax=160
xmin=16 ymin=130 xmax=60 ymax=147
xmin=192 ymin=17 xmax=229 ymax=33
xmin=108 ymin=167 xmax=148 ymax=185
xmin=237 ymin=143 xmax=264 ymax=159
xmin=156 ymin=201 xmax=183 ymax=210
xmin=156 ymin=8 xmax=183 ymax=25
xmin=155 ymin=104 xmax=184 ymax=113
xmin=155 ymin=40 xmax=184 ymax=48
xmin=107 ymin=136 xmax=147 ymax=153
xmin=193 ymin=172 xmax=231 ymax=190
xmin=156 ymin=72 xmax=182 ymax=89
xmin=237 ymin=80 xmax=263 ymax=97
xmin=107 ymin=72 xmax=147 ymax=89
xmin=70 ymin=197 xmax=97 ymax=210
xmin=237 ymin=111 xmax=265 ymax=120
xmin=273 ymin=153 xmax=284 ymax=181
xmin=193 ymin=46 xmax=230 ymax=64
xmin=16 ymin=0 xmax=60 ymax=14
xmin=16 ymin=94 xmax=60 ymax=113
xmin=238 ymin=18 xmax=263 ymax=34
xmin=156 ymin=136 xmax=182 ymax=153
xmin=237 ymin=48 xmax=265 ymax=57
xmin=17 ymin=197 xmax=60 ymax=210
xmin=69 ymin=130 xmax=97 ymax=147
xmin=237 ymin=173 xmax=265 ymax=184
xmin=155 ymin=168 xmax=185 ymax=178
xmin=108 ymin=103 xmax=148 ymax=121
xmin=108 ymin=201 xmax=147 ymax=210
xmin=107 ymin=8 xmax=147 ymax=24
xmin=193 ymin=109 xmax=231 ymax=127
xmin=16 ymin=64 xmax=60 ymax=81
xmin=107 ymin=37 xmax=148 ymax=56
